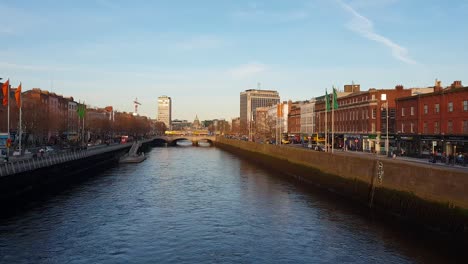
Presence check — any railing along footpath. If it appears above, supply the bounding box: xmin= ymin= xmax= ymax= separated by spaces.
xmin=0 ymin=139 xmax=153 ymax=177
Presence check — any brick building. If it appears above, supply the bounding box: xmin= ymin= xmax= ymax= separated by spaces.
xmin=314 ymin=84 xmax=431 ymax=152
xmin=287 ymin=101 xmax=302 ymax=141
xmin=396 ymin=81 xmax=468 ymax=157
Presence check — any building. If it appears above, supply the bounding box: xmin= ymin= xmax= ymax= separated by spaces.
xmin=240 ymin=89 xmax=280 ymax=135
xmin=157 ymin=96 xmax=172 ymax=130
xmin=287 ymin=101 xmax=302 ymax=141
xmin=396 ymin=80 xmax=468 ymax=157
xmin=231 ymin=117 xmax=240 ymax=134
xmin=300 ymin=98 xmax=316 ymax=137
xmin=314 ymin=84 xmax=430 ymax=152
xmin=192 ymin=115 xmax=201 ymax=129
xmin=253 ymin=106 xmax=270 ymax=140
xmin=171 ymin=119 xmax=192 ymax=131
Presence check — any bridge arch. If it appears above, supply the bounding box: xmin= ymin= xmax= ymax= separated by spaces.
xmin=150 ymin=135 xmax=216 ymax=146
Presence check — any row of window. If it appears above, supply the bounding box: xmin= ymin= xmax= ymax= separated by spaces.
xmin=403 ymin=100 xmax=468 ymax=116
xmin=400 ymin=120 xmax=468 ymax=134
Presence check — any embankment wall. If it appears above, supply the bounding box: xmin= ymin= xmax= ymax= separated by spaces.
xmin=216 ymin=137 xmax=468 ymax=238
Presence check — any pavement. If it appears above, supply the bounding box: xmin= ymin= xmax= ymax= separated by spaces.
xmin=288 ymin=143 xmax=468 ymax=173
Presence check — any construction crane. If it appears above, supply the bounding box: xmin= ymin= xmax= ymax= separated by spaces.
xmin=134 ymin=98 xmax=141 ymax=115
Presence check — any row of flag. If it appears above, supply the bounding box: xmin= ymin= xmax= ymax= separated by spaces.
xmin=1 ymin=79 xmax=22 ymax=108
xmin=2 ymin=78 xmax=87 ymax=118
xmin=325 ymin=87 xmax=339 ymax=112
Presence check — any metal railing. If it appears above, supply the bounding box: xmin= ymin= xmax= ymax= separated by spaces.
xmin=0 ymin=142 xmax=133 ymax=177
xmin=0 ymin=137 xmax=156 ymax=177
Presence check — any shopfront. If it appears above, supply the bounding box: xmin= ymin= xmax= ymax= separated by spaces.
xmin=344 ymin=134 xmax=363 ymax=151
xmin=361 ymin=134 xmax=377 ymax=153
xmin=397 ymin=135 xmax=419 ymax=157
xmin=444 ymin=136 xmax=468 ymax=156
xmin=420 ymin=135 xmax=443 ymax=158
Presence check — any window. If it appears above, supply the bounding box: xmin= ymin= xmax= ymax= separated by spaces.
xmin=401 ymin=107 xmax=405 ymax=116
xmin=372 ymin=109 xmax=376 ymax=119
xmin=372 ymin=122 xmax=375 ymax=133
xmin=424 ymin=104 xmax=428 ymax=114
xmin=448 ymin=102 xmax=453 ymax=112
xmin=411 ymin=106 xmax=415 ymax=116
xmin=434 ymin=121 xmax=439 ymax=134
xmin=463 ymin=101 xmax=468 ymax=111
xmin=423 ymin=122 xmax=428 ymax=134
xmin=411 ymin=122 xmax=414 ymax=133
xmin=463 ymin=121 xmax=468 ymax=133
xmin=435 ymin=103 xmax=439 ymax=113
xmin=401 ymin=123 xmax=405 ymax=133
xmin=448 ymin=121 xmax=453 ymax=133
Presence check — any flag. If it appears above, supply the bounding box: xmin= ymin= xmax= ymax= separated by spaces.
xmin=333 ymin=87 xmax=339 ymax=110
xmin=2 ymin=79 xmax=9 ymax=106
xmin=77 ymin=102 xmax=86 ymax=118
xmin=277 ymin=103 xmax=283 ymax=117
xmin=325 ymin=89 xmax=330 ymax=112
xmin=15 ymin=82 xmax=22 ymax=108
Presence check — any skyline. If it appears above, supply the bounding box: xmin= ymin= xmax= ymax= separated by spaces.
xmin=1 ymin=0 xmax=467 ymax=120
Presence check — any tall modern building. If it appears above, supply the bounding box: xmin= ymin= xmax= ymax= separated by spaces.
xmin=240 ymin=89 xmax=280 ymax=135
xmin=157 ymin=96 xmax=172 ymax=130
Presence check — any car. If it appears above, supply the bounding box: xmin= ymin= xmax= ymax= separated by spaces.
xmin=281 ymin=139 xmax=290 ymax=144
xmin=45 ymin=146 xmax=55 ymax=152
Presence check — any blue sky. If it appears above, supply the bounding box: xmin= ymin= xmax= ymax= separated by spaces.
xmin=1 ymin=0 xmax=467 ymax=121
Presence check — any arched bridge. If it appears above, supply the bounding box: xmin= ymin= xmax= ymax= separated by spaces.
xmin=150 ymin=135 xmax=217 ymax=146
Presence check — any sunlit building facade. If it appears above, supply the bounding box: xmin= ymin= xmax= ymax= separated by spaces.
xmin=157 ymin=96 xmax=172 ymax=130
xmin=240 ymin=89 xmax=280 ymax=135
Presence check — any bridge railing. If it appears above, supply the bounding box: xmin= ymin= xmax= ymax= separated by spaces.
xmin=0 ymin=142 xmax=135 ymax=177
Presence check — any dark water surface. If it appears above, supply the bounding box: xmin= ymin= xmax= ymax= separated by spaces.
xmin=0 ymin=147 xmax=461 ymax=263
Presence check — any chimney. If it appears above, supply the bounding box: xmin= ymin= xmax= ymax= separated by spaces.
xmin=451 ymin=80 xmax=463 ymax=89
xmin=395 ymin=84 xmax=404 ymax=91
xmin=344 ymin=84 xmax=360 ymax=93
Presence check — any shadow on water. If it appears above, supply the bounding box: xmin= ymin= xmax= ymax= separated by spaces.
xmin=226 ymin=150 xmax=468 ymax=264
xmin=0 ymin=161 xmax=119 ymax=220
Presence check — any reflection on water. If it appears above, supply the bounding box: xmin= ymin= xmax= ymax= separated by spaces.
xmin=0 ymin=147 xmax=460 ymax=263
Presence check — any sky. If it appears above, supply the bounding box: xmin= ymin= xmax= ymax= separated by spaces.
xmin=1 ymin=0 xmax=467 ymax=121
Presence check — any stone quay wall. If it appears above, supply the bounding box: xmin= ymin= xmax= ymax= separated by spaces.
xmin=215 ymin=137 xmax=468 ymax=238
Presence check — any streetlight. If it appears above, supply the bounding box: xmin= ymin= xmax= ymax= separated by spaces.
xmin=381 ymin=94 xmax=389 ymax=156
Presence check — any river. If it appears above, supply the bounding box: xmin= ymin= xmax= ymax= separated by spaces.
xmin=0 ymin=146 xmax=460 ymax=263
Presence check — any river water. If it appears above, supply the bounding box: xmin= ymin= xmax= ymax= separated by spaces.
xmin=0 ymin=146 xmax=460 ymax=263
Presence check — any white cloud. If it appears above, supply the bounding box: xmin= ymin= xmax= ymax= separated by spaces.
xmin=339 ymin=0 xmax=417 ymax=64
xmin=228 ymin=63 xmax=267 ymax=79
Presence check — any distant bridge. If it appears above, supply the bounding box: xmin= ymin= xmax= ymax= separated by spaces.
xmin=150 ymin=135 xmax=217 ymax=146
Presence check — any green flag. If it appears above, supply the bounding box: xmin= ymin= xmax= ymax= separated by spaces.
xmin=77 ymin=102 xmax=86 ymax=118
xmin=325 ymin=89 xmax=330 ymax=112
xmin=333 ymin=87 xmax=339 ymax=109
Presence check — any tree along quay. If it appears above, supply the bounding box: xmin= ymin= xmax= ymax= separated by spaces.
xmin=215 ymin=137 xmax=468 ymax=242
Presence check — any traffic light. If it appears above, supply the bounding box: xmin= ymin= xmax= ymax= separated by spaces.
xmin=6 ymin=138 xmax=11 ymax=148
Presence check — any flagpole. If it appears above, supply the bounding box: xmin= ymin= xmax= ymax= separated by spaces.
xmin=325 ymin=103 xmax=327 ymax=152
xmin=332 ymin=86 xmax=335 ymax=154
xmin=7 ymin=81 xmax=10 ymax=159
xmin=17 ymin=83 xmax=22 ymax=155
xmin=325 ymin=89 xmax=328 ymax=152
xmin=19 ymin=96 xmax=22 ymax=154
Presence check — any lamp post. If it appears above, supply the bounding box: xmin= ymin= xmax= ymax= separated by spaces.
xmin=381 ymin=94 xmax=389 ymax=156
